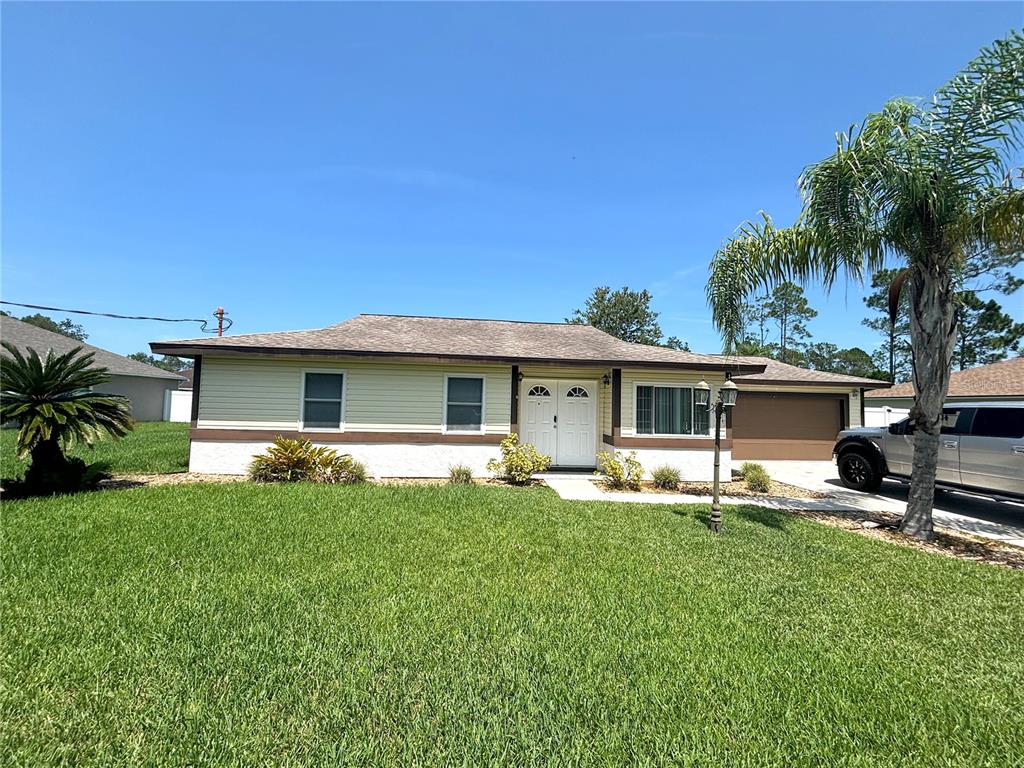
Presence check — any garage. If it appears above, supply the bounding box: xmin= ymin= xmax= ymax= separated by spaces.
xmin=730 ymin=391 xmax=846 ymax=460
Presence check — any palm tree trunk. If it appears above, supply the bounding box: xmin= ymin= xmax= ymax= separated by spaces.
xmin=902 ymin=262 xmax=957 ymax=540
xmin=25 ymin=438 xmax=69 ymax=489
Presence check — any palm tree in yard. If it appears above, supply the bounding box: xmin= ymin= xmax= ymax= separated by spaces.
xmin=1 ymin=342 xmax=133 ymax=490
xmin=707 ymin=32 xmax=1023 ymax=540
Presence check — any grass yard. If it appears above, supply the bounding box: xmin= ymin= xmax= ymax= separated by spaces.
xmin=3 ymin=483 xmax=1023 ymax=766
xmin=0 ymin=421 xmax=189 ymax=479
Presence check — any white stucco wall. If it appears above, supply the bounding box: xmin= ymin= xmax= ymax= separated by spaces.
xmin=600 ymin=442 xmax=729 ymax=482
xmin=190 ymin=440 xmax=503 ymax=478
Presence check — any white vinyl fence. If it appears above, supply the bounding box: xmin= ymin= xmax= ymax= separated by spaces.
xmin=864 ymin=405 xmax=910 ymax=427
xmin=163 ymin=389 xmax=193 ymax=422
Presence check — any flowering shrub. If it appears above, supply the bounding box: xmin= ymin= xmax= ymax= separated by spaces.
xmin=486 ymin=434 xmax=551 ymax=484
xmin=597 ymin=450 xmax=643 ymax=491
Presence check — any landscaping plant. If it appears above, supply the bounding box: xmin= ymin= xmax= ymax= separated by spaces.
xmin=249 ymin=437 xmax=365 ymax=484
xmin=448 ymin=465 xmax=474 ymax=485
xmin=0 ymin=341 xmax=132 ymax=493
xmin=740 ymin=462 xmax=772 ymax=493
xmin=707 ymin=32 xmax=1024 ymax=539
xmin=486 ymin=434 xmax=551 ymax=484
xmin=651 ymin=465 xmax=681 ymax=490
xmin=597 ymin=450 xmax=643 ymax=491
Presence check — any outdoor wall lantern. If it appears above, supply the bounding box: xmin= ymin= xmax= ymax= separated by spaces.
xmin=699 ymin=377 xmax=739 ymax=534
xmin=602 ymin=372 xmax=611 ymax=387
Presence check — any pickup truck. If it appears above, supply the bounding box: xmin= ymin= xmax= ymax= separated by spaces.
xmin=832 ymin=402 xmax=1024 ymax=499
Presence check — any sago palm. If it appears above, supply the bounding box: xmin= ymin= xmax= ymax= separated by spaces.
xmin=707 ymin=32 xmax=1023 ymax=540
xmin=0 ymin=341 xmax=133 ymax=487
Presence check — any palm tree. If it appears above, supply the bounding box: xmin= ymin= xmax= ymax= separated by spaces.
xmin=1 ymin=342 xmax=133 ymax=489
xmin=706 ymin=32 xmax=1023 ymax=540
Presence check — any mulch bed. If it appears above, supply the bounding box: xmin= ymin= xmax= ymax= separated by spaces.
xmin=597 ymin=479 xmax=826 ymax=499
xmin=788 ymin=507 xmax=1024 ymax=570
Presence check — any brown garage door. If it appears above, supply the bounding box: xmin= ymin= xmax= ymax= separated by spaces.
xmin=731 ymin=392 xmax=845 ymax=460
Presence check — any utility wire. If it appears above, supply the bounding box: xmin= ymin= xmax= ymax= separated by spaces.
xmin=0 ymin=300 xmax=233 ymax=334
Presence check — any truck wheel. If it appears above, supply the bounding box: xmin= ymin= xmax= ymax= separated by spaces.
xmin=838 ymin=451 xmax=882 ymax=492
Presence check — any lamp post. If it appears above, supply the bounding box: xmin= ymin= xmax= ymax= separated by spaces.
xmin=694 ymin=378 xmax=738 ymax=533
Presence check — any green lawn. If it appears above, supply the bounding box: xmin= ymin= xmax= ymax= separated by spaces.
xmin=3 ymin=483 xmax=1022 ymax=766
xmin=0 ymin=421 xmax=189 ymax=479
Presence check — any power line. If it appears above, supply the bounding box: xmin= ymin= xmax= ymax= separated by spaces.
xmin=0 ymin=300 xmax=233 ymax=334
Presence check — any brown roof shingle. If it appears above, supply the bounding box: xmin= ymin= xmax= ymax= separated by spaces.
xmin=865 ymin=356 xmax=1024 ymax=399
xmin=2 ymin=315 xmax=184 ymax=381
xmin=732 ymin=356 xmax=890 ymax=387
xmin=151 ymin=314 xmax=765 ymax=372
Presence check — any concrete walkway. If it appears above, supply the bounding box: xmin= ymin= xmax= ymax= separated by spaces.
xmin=540 ymin=470 xmax=1024 ymax=549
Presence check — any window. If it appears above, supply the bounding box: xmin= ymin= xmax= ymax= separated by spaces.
xmin=636 ymin=385 xmax=709 ymax=436
xmin=527 ymin=385 xmax=551 ymax=397
xmin=566 ymin=386 xmax=589 ymax=398
xmin=970 ymin=407 xmax=1024 ymax=439
xmin=940 ymin=407 xmax=975 ymax=435
xmin=302 ymin=372 xmax=344 ymax=429
xmin=445 ymin=376 xmax=484 ymax=432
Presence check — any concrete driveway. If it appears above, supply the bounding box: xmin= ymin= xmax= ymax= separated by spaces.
xmin=756 ymin=460 xmax=1024 ymax=547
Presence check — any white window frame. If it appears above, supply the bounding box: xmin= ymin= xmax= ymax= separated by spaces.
xmin=632 ymin=381 xmax=713 ymax=439
xmin=299 ymin=368 xmax=347 ymax=432
xmin=442 ymin=373 xmax=486 ymax=435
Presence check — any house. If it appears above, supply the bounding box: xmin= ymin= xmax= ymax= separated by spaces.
xmin=729 ymin=357 xmax=889 ymax=460
xmin=2 ymin=315 xmax=184 ymax=422
xmin=864 ymin=356 xmax=1024 ymax=426
xmin=151 ymin=313 xmax=885 ymax=477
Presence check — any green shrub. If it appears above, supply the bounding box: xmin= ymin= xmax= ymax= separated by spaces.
xmin=317 ymin=452 xmax=367 ymax=485
xmin=448 ymin=465 xmax=474 ymax=485
xmin=249 ymin=437 xmax=365 ymax=484
xmin=740 ymin=462 xmax=771 ymax=493
xmin=651 ymin=465 xmax=681 ymax=490
xmin=486 ymin=434 xmax=551 ymax=484
xmin=596 ymin=450 xmax=643 ymax=491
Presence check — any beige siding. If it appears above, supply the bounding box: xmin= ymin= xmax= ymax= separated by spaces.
xmin=620 ymin=369 xmax=727 ymax=436
xmin=198 ymin=357 xmax=511 ymax=434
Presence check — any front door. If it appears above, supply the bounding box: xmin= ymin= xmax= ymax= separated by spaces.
xmin=556 ymin=382 xmax=597 ymax=466
xmin=520 ymin=379 xmax=597 ymax=467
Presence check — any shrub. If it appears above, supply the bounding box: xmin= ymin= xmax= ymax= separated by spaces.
xmin=740 ymin=461 xmax=771 ymax=493
xmin=249 ymin=437 xmax=365 ymax=484
xmin=596 ymin=450 xmax=643 ymax=491
xmin=317 ymin=452 xmax=367 ymax=485
xmin=448 ymin=465 xmax=474 ymax=485
xmin=651 ymin=465 xmax=681 ymax=490
xmin=486 ymin=434 xmax=551 ymax=485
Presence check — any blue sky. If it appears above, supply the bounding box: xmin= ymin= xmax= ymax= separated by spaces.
xmin=3 ymin=2 xmax=1021 ymax=357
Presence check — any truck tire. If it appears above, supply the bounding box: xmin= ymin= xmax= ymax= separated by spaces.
xmin=838 ymin=451 xmax=883 ymax=493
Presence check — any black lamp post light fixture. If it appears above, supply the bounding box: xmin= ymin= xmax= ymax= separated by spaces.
xmin=694 ymin=377 xmax=739 ymax=533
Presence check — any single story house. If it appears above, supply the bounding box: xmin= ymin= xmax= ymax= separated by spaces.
xmin=2 ymin=314 xmax=184 ymax=422
xmin=151 ymin=313 xmax=885 ymax=477
xmin=729 ymin=357 xmax=889 ymax=460
xmin=864 ymin=356 xmax=1024 ymax=426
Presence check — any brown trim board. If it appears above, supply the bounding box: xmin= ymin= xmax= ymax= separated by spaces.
xmin=602 ymin=434 xmax=732 ymax=450
xmin=510 ymin=365 xmax=520 ymax=427
xmin=189 ymin=356 xmax=202 ymax=425
xmin=190 ymin=428 xmax=505 ymax=445
xmin=611 ymin=368 xmax=622 ymax=433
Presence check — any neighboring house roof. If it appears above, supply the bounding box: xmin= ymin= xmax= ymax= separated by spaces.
xmin=1 ymin=315 xmax=184 ymax=380
xmin=151 ymin=313 xmax=767 ymax=373
xmin=865 ymin=356 xmax=1024 ymax=400
xmin=731 ymin=356 xmax=890 ymax=388
xmin=177 ymin=367 xmax=194 ymax=389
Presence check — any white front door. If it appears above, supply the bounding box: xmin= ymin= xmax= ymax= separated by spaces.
xmin=521 ymin=381 xmax=557 ymax=459
xmin=556 ymin=382 xmax=597 ymax=466
xmin=520 ymin=379 xmax=598 ymax=467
